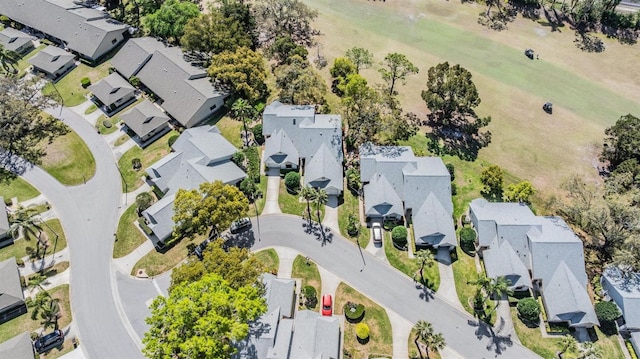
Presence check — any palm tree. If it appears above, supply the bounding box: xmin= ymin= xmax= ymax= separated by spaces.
xmin=27 ymin=273 xmax=49 ymax=292
xmin=468 ymin=274 xmax=492 ymax=312
xmin=30 ymin=291 xmax=52 ymax=320
xmin=415 ymin=250 xmax=435 ymax=285
xmin=0 ymin=44 xmax=20 ymax=74
xmin=231 ymin=98 xmax=255 ymax=148
xmin=300 ymin=186 xmax=317 ymax=224
xmin=579 ymin=341 xmax=603 ymax=359
xmin=424 ymin=332 xmax=446 ymax=357
xmin=9 ymin=207 xmax=46 ymax=258
xmin=487 ymin=276 xmax=513 ymax=313
xmin=39 ymin=297 xmax=61 ymax=331
xmin=559 ymin=334 xmax=578 ymax=357
xmin=413 ymin=320 xmax=433 ymax=357
xmin=314 ymin=188 xmax=328 ymax=223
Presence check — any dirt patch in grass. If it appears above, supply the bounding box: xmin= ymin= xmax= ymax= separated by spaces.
xmin=114 ymin=204 xmax=148 ymax=258
xmin=335 ymin=282 xmax=393 ymax=359
xmin=0 ymin=177 xmax=40 ymax=202
xmin=118 ymin=130 xmax=177 ymax=191
xmin=39 ymin=124 xmax=96 ymax=186
xmin=292 ymin=254 xmax=321 ymax=310
xmin=253 ymin=249 xmax=279 ymax=274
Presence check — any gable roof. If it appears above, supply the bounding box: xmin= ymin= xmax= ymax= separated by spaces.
xmin=262 ymin=274 xmax=295 ymax=319
xmin=413 ymin=192 xmax=456 ymax=247
xmin=602 ymin=267 xmax=640 ymax=329
xmin=264 ymin=101 xmax=315 ymax=118
xmin=264 ymin=129 xmax=299 ymax=167
xmin=0 ymin=332 xmax=35 ymax=359
xmin=0 ymin=258 xmax=25 ymax=312
xmin=289 ymin=310 xmax=340 ymax=359
xmin=0 ymin=0 xmax=127 ymax=60
xmin=0 ymin=28 xmax=33 ymax=52
xmin=483 ymin=237 xmax=532 ymax=290
xmin=141 ymin=194 xmax=176 ymax=242
xmin=110 ymin=37 xmax=165 ymax=78
xmin=364 ymin=173 xmax=404 ymax=218
xmin=120 ymin=100 xmax=170 ymax=138
xmin=88 ymin=73 xmax=135 ymax=107
xmin=0 ymin=197 xmax=8 ymax=238
xmin=304 ymin=144 xmax=343 ymax=193
xmin=28 ymin=45 xmax=74 ymax=74
xmin=544 ymin=261 xmax=599 ymax=327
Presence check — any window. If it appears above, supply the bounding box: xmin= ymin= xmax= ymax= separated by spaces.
xmin=209 ymin=104 xmax=217 ymax=111
xmin=52 ymin=55 xmax=60 ymax=61
xmin=111 ymin=38 xmax=117 ymax=44
xmin=293 ymin=118 xmax=296 ymax=125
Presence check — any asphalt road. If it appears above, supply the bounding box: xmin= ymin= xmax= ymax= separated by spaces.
xmin=20 ymin=106 xmax=143 ymax=359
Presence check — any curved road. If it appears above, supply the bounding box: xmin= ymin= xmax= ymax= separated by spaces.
xmin=22 ymin=106 xmax=143 ymax=358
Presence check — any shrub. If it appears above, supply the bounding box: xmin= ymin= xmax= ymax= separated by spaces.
xmin=451 ymin=182 xmax=457 ymax=195
xmin=627 ymin=341 xmax=639 ymax=359
xmin=391 ymin=226 xmax=408 ymax=247
xmin=459 ymin=227 xmax=476 ymax=254
xmin=102 ymin=120 xmax=112 ymax=129
xmin=129 ymin=76 xmax=140 ymax=87
xmin=108 ymin=67 xmax=116 ymax=74
xmin=355 ymin=323 xmax=370 ymax=340
xmin=303 ymin=285 xmax=317 ymax=308
xmin=20 ymin=276 xmax=26 ymax=288
xmin=446 ymin=163 xmax=455 ymax=181
xmin=16 ymin=258 xmax=24 ymax=267
xmin=517 ymin=297 xmax=540 ymax=323
xmin=80 ymin=77 xmax=91 ymax=88
xmin=252 ymin=124 xmax=264 ymax=144
xmin=231 ymin=151 xmax=245 ymax=168
xmin=595 ymin=301 xmax=621 ymax=322
xmin=136 ymin=192 xmax=154 ymax=214
xmin=131 ymin=158 xmax=142 ymax=170
xmin=244 ymin=146 xmax=260 ymax=181
xmin=344 ymin=302 xmax=365 ymax=323
xmin=346 ymin=168 xmax=361 ymax=192
xmin=346 ymin=214 xmax=360 ymax=237
xmin=284 ymin=172 xmax=300 ymax=191
xmin=168 ymin=135 xmax=179 ymax=147
xmin=30 ymin=332 xmax=39 ymax=341
xmin=137 ymin=217 xmax=153 ymax=235
xmin=0 ymin=15 xmax=10 ymax=24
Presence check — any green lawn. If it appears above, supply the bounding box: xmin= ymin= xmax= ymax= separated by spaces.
xmin=42 ymin=62 xmax=112 ymax=107
xmin=114 ymin=134 xmax=130 ymax=147
xmin=335 ymin=282 xmax=393 ymax=359
xmin=253 ymin=249 xmax=279 ymax=274
xmin=131 ymin=235 xmax=201 ymax=277
xmin=279 ymin=180 xmax=325 ymax=221
xmin=117 ymin=131 xmax=178 ymax=191
xmin=40 ymin=124 xmax=96 ymax=186
xmin=383 ymin=232 xmax=440 ymax=291
xmin=0 ymin=219 xmax=68 ymax=262
xmin=292 ymin=254 xmax=322 ymax=310
xmin=214 ymin=116 xmax=243 ymax=148
xmin=337 ymin=189 xmax=369 ymax=248
xmin=247 ymin=176 xmax=268 ymax=217
xmin=451 ymin=245 xmax=479 ymax=316
xmin=0 ymin=178 xmax=40 ymax=202
xmin=0 ymin=284 xmax=71 ymax=344
xmin=84 ymin=104 xmax=98 ymax=114
xmin=113 ymin=204 xmax=148 ymax=258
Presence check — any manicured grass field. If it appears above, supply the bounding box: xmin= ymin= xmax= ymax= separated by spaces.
xmin=39 ymin=124 xmax=96 ymax=186
xmin=383 ymin=233 xmax=440 ymax=291
xmin=0 ymin=178 xmax=40 ymax=202
xmin=278 ymin=180 xmax=325 ymax=221
xmin=335 ymin=282 xmax=393 ymax=359
xmin=253 ymin=249 xmax=279 ymax=274
xmin=118 ymin=131 xmax=178 ymax=191
xmin=337 ymin=188 xmax=369 ymax=248
xmin=451 ymin=246 xmax=480 ymax=316
xmin=0 ymin=219 xmax=67 ymax=262
xmin=131 ymin=235 xmax=200 ymax=277
xmin=42 ymin=62 xmax=112 ymax=107
xmin=113 ymin=204 xmax=148 ymax=258
xmin=214 ymin=116 xmax=243 ymax=149
xmin=292 ymin=254 xmax=322 ymax=310
xmin=307 ymin=0 xmax=640 ymax=194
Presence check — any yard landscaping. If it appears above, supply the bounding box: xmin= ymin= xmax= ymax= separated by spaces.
xmin=337 ymin=188 xmax=369 ymax=248
xmin=0 ymin=219 xmax=67 ymax=262
xmin=131 ymin=235 xmax=203 ymax=277
xmin=278 ymin=180 xmax=325 ymax=221
xmin=247 ymin=176 xmax=268 ymax=217
xmin=451 ymin=245 xmax=481 ymax=316
xmin=335 ymin=282 xmax=393 ymax=359
xmin=39 ymin=124 xmax=96 ymax=186
xmin=113 ymin=204 xmax=148 ymax=258
xmin=41 ymin=62 xmax=112 ymax=107
xmin=253 ymin=249 xmax=279 ymax=274
xmin=213 ymin=115 xmax=243 ymax=149
xmin=117 ymin=130 xmax=178 ymax=191
xmin=0 ymin=178 xmax=40 ymax=202
xmin=96 ymin=97 xmax=144 ymax=135
xmin=383 ymin=232 xmax=440 ymax=291
xmin=291 ymin=254 xmax=321 ymax=310
xmin=408 ymin=327 xmax=441 ymax=359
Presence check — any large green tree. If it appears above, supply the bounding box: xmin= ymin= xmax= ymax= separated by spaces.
xmin=143 ymin=273 xmax=267 ymax=359
xmin=274 ymin=56 xmax=328 ymax=107
xmin=345 ymin=47 xmax=373 ymax=73
xmin=422 ymin=62 xmax=491 ymax=160
xmin=181 ymin=10 xmax=253 ymax=60
xmin=231 ymin=98 xmax=255 ymax=148
xmin=0 ymin=44 xmax=20 ymax=74
xmin=269 ymin=35 xmax=308 ymax=65
xmin=601 ymin=114 xmax=640 ymax=171
xmin=0 ymin=77 xmax=68 ymax=183
xmin=379 ymin=53 xmax=419 ymax=96
xmin=480 ymin=165 xmax=504 ymax=201
xmin=329 ymin=57 xmax=357 ymax=96
xmin=142 ymin=0 xmax=200 ymax=43
xmin=172 ymin=180 xmax=249 ymax=240
xmin=208 ymin=47 xmax=268 ymax=103
xmin=252 ymin=0 xmax=318 ymax=46
xmin=341 ymin=74 xmax=383 ymax=149
xmin=503 ymin=180 xmax=534 ymax=204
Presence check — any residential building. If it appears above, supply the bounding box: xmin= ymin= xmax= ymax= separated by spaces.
xmin=359 ymin=144 xmax=455 ymax=249
xmin=0 ymin=257 xmax=27 ymax=324
xmin=0 ymin=0 xmax=128 ymax=62
xmin=0 ymin=332 xmax=35 ymax=359
xmin=469 ymin=198 xmax=599 ymax=329
xmin=111 ymin=37 xmax=226 ymax=128
xmin=262 ymin=101 xmax=343 ymax=196
xmin=120 ymin=100 xmax=170 ymax=144
xmin=0 ymin=28 xmax=34 ymax=55
xmin=601 ymin=267 xmax=640 ymax=353
xmin=27 ymin=45 xmax=75 ymax=80
xmin=88 ymin=73 xmax=136 ymax=114
xmin=142 ymin=125 xmax=246 ymax=243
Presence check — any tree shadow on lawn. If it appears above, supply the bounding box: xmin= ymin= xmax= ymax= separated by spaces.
xmin=467 ymin=318 xmax=514 ymax=355
xmin=301 ymin=220 xmax=334 ymax=246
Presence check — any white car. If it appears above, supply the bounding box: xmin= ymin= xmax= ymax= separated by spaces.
xmin=372 ymin=223 xmax=383 ymax=243
xmin=230 ymin=217 xmax=252 ymax=234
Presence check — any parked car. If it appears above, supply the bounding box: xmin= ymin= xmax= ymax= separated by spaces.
xmin=372 ymin=223 xmax=383 ymax=244
xmin=321 ymin=294 xmax=333 ymax=316
xmin=34 ymin=329 xmax=64 ymax=353
xmin=230 ymin=217 xmax=252 ymax=234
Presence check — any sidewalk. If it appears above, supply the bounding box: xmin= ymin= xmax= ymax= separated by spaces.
xmin=25 ymin=269 xmax=70 ymax=298
xmin=19 ymin=248 xmax=70 ymax=276
xmin=321 ymin=195 xmax=340 ymax=233
xmin=112 ymin=240 xmax=155 ymax=275
xmin=272 ymin=246 xmax=299 ymax=279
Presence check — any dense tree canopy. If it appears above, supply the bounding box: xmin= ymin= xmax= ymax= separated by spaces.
xmin=329 ymin=57 xmax=357 ymax=96
xmin=503 ymin=181 xmax=534 ymax=203
xmin=253 ymin=0 xmax=318 ymax=46
xmin=378 ymin=52 xmax=418 ymax=96
xmin=172 ymin=181 xmax=249 ymax=240
xmin=142 ymin=0 xmax=200 ymax=43
xmin=208 ymin=47 xmax=269 ymax=104
xmin=180 ymin=10 xmax=253 ymax=59
xmin=268 ymin=35 xmax=308 ymax=65
xmin=274 ymin=56 xmax=328 ymax=107
xmin=422 ymin=62 xmax=491 ymax=160
xmin=0 ymin=77 xmax=68 ymax=183
xmin=341 ymin=74 xmax=384 ymax=149
xmin=345 ymin=47 xmax=373 ymax=73
xmin=143 ymin=273 xmax=266 ymax=359
xmin=480 ymin=165 xmax=504 ymax=201
xmin=601 ymin=114 xmax=640 ymax=171
xmin=107 ymin=0 xmax=164 ymax=28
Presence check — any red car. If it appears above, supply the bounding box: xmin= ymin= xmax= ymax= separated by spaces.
xmin=321 ymin=294 xmax=332 ymax=316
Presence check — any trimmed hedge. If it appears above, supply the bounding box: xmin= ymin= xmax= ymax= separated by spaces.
xmin=517 ymin=297 xmax=540 ymax=323
xmin=459 ymin=227 xmax=476 ymax=254
xmin=595 ymin=301 xmax=621 ymax=322
xmin=80 ymin=77 xmax=91 ymax=88
xmin=245 ymin=146 xmax=260 ymax=182
xmin=355 ymin=323 xmax=370 ymax=340
xmin=284 ymin=172 xmax=300 ymax=191
xmin=344 ymin=302 xmax=365 ymax=323
xmin=391 ymin=226 xmax=407 ymax=248
xmin=168 ymin=135 xmax=179 ymax=147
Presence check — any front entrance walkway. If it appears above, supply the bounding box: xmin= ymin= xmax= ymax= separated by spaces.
xmin=272 ymin=246 xmax=298 ymax=279
xmin=263 ymin=168 xmax=282 ymax=214
xmin=436 ymin=248 xmax=466 ymax=312
xmin=321 ymin=195 xmax=339 ymax=233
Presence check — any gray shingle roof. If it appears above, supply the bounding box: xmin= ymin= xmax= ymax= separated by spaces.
xmin=289 ymin=310 xmax=340 ymax=359
xmin=0 ymin=28 xmax=33 ymax=53
xmin=0 ymin=258 xmax=25 ymax=313
xmin=27 ymin=45 xmax=74 ymax=75
xmin=364 ymin=173 xmax=404 ymax=218
xmin=0 ymin=332 xmax=35 ymax=359
xmin=304 ymin=144 xmax=343 ymax=193
xmin=482 ymin=238 xmax=532 ymax=290
xmin=142 ymin=193 xmax=175 ymax=242
xmin=120 ymin=100 xmax=169 ymax=138
xmin=110 ymin=37 xmax=164 ymax=78
xmin=0 ymin=197 xmax=8 ymax=238
xmin=88 ymin=73 xmax=135 ymax=107
xmin=262 ymin=274 xmax=295 ymax=319
xmin=264 ymin=129 xmax=299 ymax=168
xmin=413 ymin=193 xmax=456 ymax=248
xmin=0 ymin=0 xmax=127 ymax=60
xmin=544 ymin=261 xmax=599 ymax=327
xmin=602 ymin=267 xmax=640 ymax=329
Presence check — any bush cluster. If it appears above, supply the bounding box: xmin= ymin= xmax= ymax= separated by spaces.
xmin=595 ymin=301 xmax=621 ymax=322
xmin=459 ymin=227 xmax=476 ymax=254
xmin=168 ymin=135 xmax=179 ymax=147
xmin=346 ymin=214 xmax=360 ymax=237
xmin=284 ymin=172 xmax=300 ymax=192
xmin=391 ymin=226 xmax=407 ymax=248
xmin=244 ymin=146 xmax=260 ymax=182
xmin=355 ymin=323 xmax=370 ymax=340
xmin=80 ymin=77 xmax=91 ymax=88
xmin=344 ymin=302 xmax=365 ymax=322
xmin=517 ymin=297 xmax=540 ymax=323
xmin=252 ymin=124 xmax=264 ymax=144
xmin=303 ymin=285 xmax=317 ymax=308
